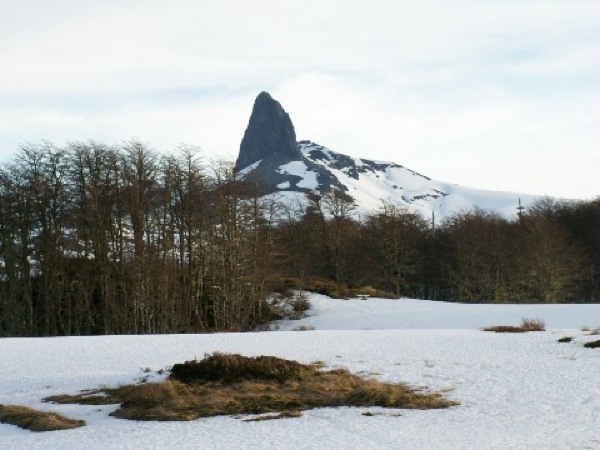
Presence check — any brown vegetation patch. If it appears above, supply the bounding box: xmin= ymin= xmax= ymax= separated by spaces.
xmin=362 ymin=410 xmax=402 ymax=417
xmin=170 ymin=353 xmax=317 ymax=384
xmin=0 ymin=405 xmax=85 ymax=432
xmin=46 ymin=389 xmax=122 ymax=406
xmin=482 ymin=318 xmax=545 ymax=333
xmin=583 ymin=339 xmax=600 ymax=348
xmin=243 ymin=410 xmax=303 ymax=421
xmin=269 ymin=290 xmax=312 ymax=321
xmin=278 ymin=277 xmax=398 ymax=300
xmin=557 ymin=336 xmax=573 ymax=343
xmin=46 ymin=353 xmax=457 ymax=421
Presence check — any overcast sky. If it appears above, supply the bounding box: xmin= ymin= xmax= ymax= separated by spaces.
xmin=1 ymin=0 xmax=599 ymax=199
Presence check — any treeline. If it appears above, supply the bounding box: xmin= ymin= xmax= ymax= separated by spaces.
xmin=277 ymin=193 xmax=596 ymax=304
xmin=0 ymin=142 xmax=598 ymax=337
xmin=0 ymin=141 xmax=277 ymax=336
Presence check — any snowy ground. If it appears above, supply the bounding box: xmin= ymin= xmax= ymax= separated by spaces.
xmin=1 ymin=295 xmax=599 ymax=450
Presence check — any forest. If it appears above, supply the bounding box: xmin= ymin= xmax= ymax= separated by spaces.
xmin=0 ymin=141 xmax=598 ymax=337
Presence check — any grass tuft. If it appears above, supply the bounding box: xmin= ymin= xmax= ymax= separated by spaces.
xmin=45 ymin=390 xmax=121 ymax=406
xmin=557 ymin=336 xmax=573 ymax=343
xmin=482 ymin=318 xmax=545 ymax=333
xmin=243 ymin=410 xmax=303 ymax=421
xmin=0 ymin=405 xmax=85 ymax=432
xmin=46 ymin=353 xmax=457 ymax=421
xmin=520 ymin=318 xmax=546 ymax=331
xmin=293 ymin=325 xmax=316 ymax=331
xmin=583 ymin=339 xmax=600 ymax=349
xmin=169 ymin=353 xmax=317 ymax=384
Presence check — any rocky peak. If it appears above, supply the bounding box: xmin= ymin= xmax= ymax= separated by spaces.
xmin=235 ymin=92 xmax=302 ymax=171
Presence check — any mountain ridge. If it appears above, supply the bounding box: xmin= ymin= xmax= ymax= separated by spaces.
xmin=236 ymin=92 xmax=539 ymax=220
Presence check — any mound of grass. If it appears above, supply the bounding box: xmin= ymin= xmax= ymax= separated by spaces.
xmin=170 ymin=353 xmax=316 ymax=384
xmin=583 ymin=339 xmax=600 ymax=349
xmin=46 ymin=353 xmax=457 ymax=421
xmin=482 ymin=318 xmax=545 ymax=333
xmin=0 ymin=405 xmax=85 ymax=432
xmin=557 ymin=336 xmax=573 ymax=343
xmin=277 ymin=277 xmax=398 ymax=300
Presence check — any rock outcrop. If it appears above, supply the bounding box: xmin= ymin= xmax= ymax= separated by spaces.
xmin=235 ymin=92 xmax=302 ymax=171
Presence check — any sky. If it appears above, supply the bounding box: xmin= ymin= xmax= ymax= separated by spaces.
xmin=1 ymin=0 xmax=599 ymax=199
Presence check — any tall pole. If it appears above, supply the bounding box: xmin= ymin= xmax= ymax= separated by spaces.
xmin=517 ymin=198 xmax=525 ymax=221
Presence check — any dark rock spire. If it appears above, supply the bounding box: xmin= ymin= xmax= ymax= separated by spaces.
xmin=235 ymin=92 xmax=302 ymax=171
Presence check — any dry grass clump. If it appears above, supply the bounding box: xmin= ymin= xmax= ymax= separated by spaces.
xmin=275 ymin=277 xmax=397 ymax=300
xmin=581 ymin=326 xmax=600 ymax=336
xmin=243 ymin=410 xmax=303 ymax=421
xmin=46 ymin=353 xmax=457 ymax=421
xmin=0 ymin=405 xmax=85 ymax=432
xmin=583 ymin=339 xmax=600 ymax=349
xmin=293 ymin=325 xmax=316 ymax=331
xmin=319 ymin=284 xmax=397 ymax=300
xmin=482 ymin=318 xmax=545 ymax=333
xmin=557 ymin=336 xmax=573 ymax=343
xmin=46 ymin=390 xmax=122 ymax=406
xmin=170 ymin=353 xmax=317 ymax=384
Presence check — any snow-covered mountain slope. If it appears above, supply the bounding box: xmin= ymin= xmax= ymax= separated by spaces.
xmin=240 ymin=140 xmax=539 ymax=220
xmin=236 ymin=93 xmax=541 ymax=221
xmin=300 ymin=141 xmax=540 ymax=219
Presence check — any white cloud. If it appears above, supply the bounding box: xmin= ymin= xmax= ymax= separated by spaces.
xmin=0 ymin=0 xmax=599 ymax=199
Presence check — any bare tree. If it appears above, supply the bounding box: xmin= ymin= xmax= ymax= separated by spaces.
xmin=365 ymin=201 xmax=428 ymax=296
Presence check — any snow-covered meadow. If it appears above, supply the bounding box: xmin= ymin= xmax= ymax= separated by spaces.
xmin=1 ymin=295 xmax=599 ymax=449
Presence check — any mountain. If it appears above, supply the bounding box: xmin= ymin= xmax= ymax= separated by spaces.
xmin=235 ymin=92 xmax=539 ymax=220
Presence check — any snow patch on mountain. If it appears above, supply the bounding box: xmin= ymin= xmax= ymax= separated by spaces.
xmin=263 ymin=140 xmax=540 ymax=220
xmin=237 ymin=160 xmax=261 ymax=177
xmin=277 ymin=160 xmax=318 ymax=190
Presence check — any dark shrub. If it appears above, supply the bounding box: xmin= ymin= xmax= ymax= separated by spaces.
xmin=170 ymin=353 xmax=315 ymax=384
xmin=583 ymin=339 xmax=600 ymax=348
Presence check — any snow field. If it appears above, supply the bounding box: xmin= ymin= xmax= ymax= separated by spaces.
xmin=0 ymin=295 xmax=599 ymax=449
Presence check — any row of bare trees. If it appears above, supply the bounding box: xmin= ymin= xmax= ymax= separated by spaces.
xmin=0 ymin=141 xmax=276 ymax=336
xmin=1 ymin=141 xmax=598 ymax=336
xmin=275 ymin=194 xmax=595 ymax=304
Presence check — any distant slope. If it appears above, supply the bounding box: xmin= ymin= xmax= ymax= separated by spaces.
xmin=275 ymin=293 xmax=599 ymax=330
